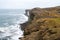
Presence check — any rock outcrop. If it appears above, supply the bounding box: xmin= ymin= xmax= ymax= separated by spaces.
xmin=20 ymin=6 xmax=60 ymax=40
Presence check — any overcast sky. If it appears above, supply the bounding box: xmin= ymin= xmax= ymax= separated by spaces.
xmin=0 ymin=0 xmax=60 ymax=9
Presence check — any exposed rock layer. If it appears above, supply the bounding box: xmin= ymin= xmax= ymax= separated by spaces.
xmin=20 ymin=6 xmax=60 ymax=40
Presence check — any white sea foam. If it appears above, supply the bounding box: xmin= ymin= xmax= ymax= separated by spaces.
xmin=0 ymin=14 xmax=28 ymax=40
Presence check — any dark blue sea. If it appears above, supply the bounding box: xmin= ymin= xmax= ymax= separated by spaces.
xmin=0 ymin=9 xmax=28 ymax=40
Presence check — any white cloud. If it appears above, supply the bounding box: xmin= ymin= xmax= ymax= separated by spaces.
xmin=0 ymin=0 xmax=60 ymax=9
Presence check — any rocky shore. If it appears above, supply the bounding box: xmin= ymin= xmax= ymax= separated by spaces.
xmin=20 ymin=6 xmax=60 ymax=40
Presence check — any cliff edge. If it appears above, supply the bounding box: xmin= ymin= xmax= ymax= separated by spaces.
xmin=20 ymin=6 xmax=60 ymax=40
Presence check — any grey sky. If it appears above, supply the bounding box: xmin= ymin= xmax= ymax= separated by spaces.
xmin=0 ymin=0 xmax=60 ymax=9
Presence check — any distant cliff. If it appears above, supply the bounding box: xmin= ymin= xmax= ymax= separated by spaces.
xmin=20 ymin=6 xmax=60 ymax=40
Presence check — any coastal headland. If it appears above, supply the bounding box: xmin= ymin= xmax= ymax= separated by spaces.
xmin=20 ymin=6 xmax=60 ymax=40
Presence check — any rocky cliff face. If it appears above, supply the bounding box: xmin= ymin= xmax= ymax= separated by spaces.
xmin=20 ymin=6 xmax=60 ymax=40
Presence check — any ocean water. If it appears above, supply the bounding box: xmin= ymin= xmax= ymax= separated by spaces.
xmin=0 ymin=9 xmax=28 ymax=40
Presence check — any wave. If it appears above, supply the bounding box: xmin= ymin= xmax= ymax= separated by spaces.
xmin=0 ymin=14 xmax=28 ymax=40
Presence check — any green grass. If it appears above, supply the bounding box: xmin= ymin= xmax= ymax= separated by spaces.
xmin=48 ymin=18 xmax=60 ymax=24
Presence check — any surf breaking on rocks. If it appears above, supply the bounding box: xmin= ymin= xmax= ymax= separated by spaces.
xmin=0 ymin=14 xmax=28 ymax=40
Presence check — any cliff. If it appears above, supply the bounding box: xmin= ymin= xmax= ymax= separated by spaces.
xmin=20 ymin=6 xmax=60 ymax=40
